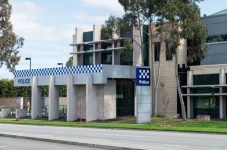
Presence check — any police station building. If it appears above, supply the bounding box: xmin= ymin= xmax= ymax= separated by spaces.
xmin=14 ymin=25 xmax=152 ymax=122
xmin=13 ymin=9 xmax=227 ymax=121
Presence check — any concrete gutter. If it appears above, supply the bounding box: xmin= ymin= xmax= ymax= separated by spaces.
xmin=0 ymin=133 xmax=143 ymax=150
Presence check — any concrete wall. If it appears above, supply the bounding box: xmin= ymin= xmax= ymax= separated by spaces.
xmin=190 ymin=64 xmax=227 ymax=75
xmin=150 ymin=25 xmax=187 ymax=116
xmin=103 ymin=80 xmax=116 ymax=119
xmin=76 ymin=85 xmax=86 ymax=119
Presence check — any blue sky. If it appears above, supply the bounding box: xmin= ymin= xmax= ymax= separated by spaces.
xmin=0 ymin=0 xmax=227 ymax=79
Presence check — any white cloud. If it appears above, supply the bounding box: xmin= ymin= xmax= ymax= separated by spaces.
xmin=10 ymin=1 xmax=71 ymax=43
xmin=81 ymin=0 xmax=124 ymax=12
xmin=72 ymin=13 xmax=109 ymax=28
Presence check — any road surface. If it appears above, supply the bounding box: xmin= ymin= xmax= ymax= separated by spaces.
xmin=0 ymin=124 xmax=227 ymax=150
xmin=0 ymin=137 xmax=103 ymax=150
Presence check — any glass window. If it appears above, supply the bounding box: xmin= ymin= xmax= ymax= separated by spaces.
xmin=101 ymin=42 xmax=112 ymax=49
xmin=166 ymin=41 xmax=173 ymax=60
xmin=95 ymin=43 xmax=99 ymax=50
xmin=114 ymin=41 xmax=118 ymax=48
xmin=77 ymin=45 xmax=81 ymax=51
xmin=83 ymin=31 xmax=93 ymax=42
xmin=143 ymin=25 xmax=149 ymax=66
xmin=194 ymin=97 xmax=219 ymax=118
xmin=206 ymin=34 xmax=227 ymax=43
xmin=154 ymin=42 xmax=160 ymax=61
xmin=83 ymin=53 xmax=93 ymax=65
xmin=193 ymin=74 xmax=219 ymax=85
xmin=84 ymin=44 xmax=93 ymax=51
xmin=120 ymin=40 xmax=124 ymax=47
xmin=101 ymin=52 xmax=112 ymax=64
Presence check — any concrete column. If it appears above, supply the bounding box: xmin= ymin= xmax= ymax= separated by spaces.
xmin=133 ymin=26 xmax=143 ymax=66
xmin=93 ymin=25 xmax=101 ymax=65
xmin=86 ymin=74 xmax=97 ymax=122
xmin=136 ymin=86 xmax=151 ymax=123
xmin=73 ymin=27 xmax=84 ymax=66
xmin=67 ymin=75 xmax=77 ymax=121
xmin=219 ymin=69 xmax=226 ymax=119
xmin=187 ymin=71 xmax=193 ymax=118
xmin=112 ymin=50 xmax=115 ymax=65
xmin=48 ymin=76 xmax=59 ymax=120
xmin=31 ymin=76 xmax=42 ymax=119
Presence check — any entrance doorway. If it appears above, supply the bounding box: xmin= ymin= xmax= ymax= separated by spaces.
xmin=116 ymin=80 xmax=135 ymax=117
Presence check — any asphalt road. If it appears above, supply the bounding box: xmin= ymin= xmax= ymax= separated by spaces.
xmin=0 ymin=124 xmax=227 ymax=150
xmin=0 ymin=137 xmax=103 ymax=150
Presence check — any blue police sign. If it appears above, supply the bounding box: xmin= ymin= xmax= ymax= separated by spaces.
xmin=17 ymin=78 xmax=30 ymax=85
xmin=136 ymin=68 xmax=150 ymax=86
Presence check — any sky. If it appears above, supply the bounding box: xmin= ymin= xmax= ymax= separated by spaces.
xmin=0 ymin=0 xmax=227 ymax=79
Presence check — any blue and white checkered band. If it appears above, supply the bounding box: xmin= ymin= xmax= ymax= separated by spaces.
xmin=136 ymin=68 xmax=150 ymax=86
xmin=13 ymin=64 xmax=102 ymax=77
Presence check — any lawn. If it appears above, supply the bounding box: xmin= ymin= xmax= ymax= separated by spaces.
xmin=0 ymin=117 xmax=227 ymax=134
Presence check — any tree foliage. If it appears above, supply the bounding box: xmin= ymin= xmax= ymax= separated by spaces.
xmin=66 ymin=56 xmax=73 ymax=67
xmin=0 ymin=0 xmax=24 ymax=71
xmin=0 ymin=79 xmax=67 ymax=98
xmin=157 ymin=0 xmax=207 ymax=63
xmin=101 ymin=15 xmax=133 ymax=40
xmin=0 ymin=79 xmax=30 ymax=97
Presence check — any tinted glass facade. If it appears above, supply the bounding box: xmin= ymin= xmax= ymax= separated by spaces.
xmin=116 ymin=80 xmax=135 ymax=117
xmin=143 ymin=25 xmax=149 ymax=66
xmin=101 ymin=52 xmax=112 ymax=64
xmin=83 ymin=53 xmax=93 ymax=65
xmin=166 ymin=41 xmax=173 ymax=60
xmin=83 ymin=31 xmax=93 ymax=42
xmin=193 ymin=74 xmax=220 ymax=118
xmin=154 ymin=42 xmax=160 ymax=61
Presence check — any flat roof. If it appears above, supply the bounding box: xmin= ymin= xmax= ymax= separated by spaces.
xmin=211 ymin=9 xmax=227 ymax=16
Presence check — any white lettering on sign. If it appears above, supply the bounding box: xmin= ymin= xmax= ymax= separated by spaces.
xmin=139 ymin=80 xmax=150 ymax=85
xmin=18 ymin=79 xmax=30 ymax=85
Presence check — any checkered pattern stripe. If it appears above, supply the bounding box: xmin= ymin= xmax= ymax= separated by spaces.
xmin=138 ymin=69 xmax=150 ymax=79
xmin=13 ymin=64 xmax=103 ymax=77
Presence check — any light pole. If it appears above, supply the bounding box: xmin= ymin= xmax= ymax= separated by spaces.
xmin=57 ymin=63 xmax=63 ymax=68
xmin=25 ymin=57 xmax=31 ymax=116
xmin=25 ymin=57 xmax=31 ymax=70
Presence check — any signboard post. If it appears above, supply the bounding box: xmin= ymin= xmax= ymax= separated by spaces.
xmin=136 ymin=68 xmax=151 ymax=123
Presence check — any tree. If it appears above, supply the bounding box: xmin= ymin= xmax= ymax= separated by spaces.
xmin=157 ymin=0 xmax=207 ymax=120
xmin=0 ymin=0 xmax=24 ymax=71
xmin=118 ymin=0 xmax=207 ymax=120
xmin=118 ymin=0 xmax=162 ymax=116
xmin=66 ymin=56 xmax=73 ymax=66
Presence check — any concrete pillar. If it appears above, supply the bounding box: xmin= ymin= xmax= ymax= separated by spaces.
xmin=31 ymin=76 xmax=42 ymax=119
xmin=86 ymin=74 xmax=97 ymax=122
xmin=187 ymin=71 xmax=193 ymax=118
xmin=67 ymin=75 xmax=77 ymax=121
xmin=112 ymin=50 xmax=115 ymax=65
xmin=73 ymin=27 xmax=84 ymax=66
xmin=48 ymin=76 xmax=59 ymax=120
xmin=136 ymin=86 xmax=151 ymax=123
xmin=133 ymin=26 xmax=143 ymax=66
xmin=219 ymin=69 xmax=226 ymax=119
